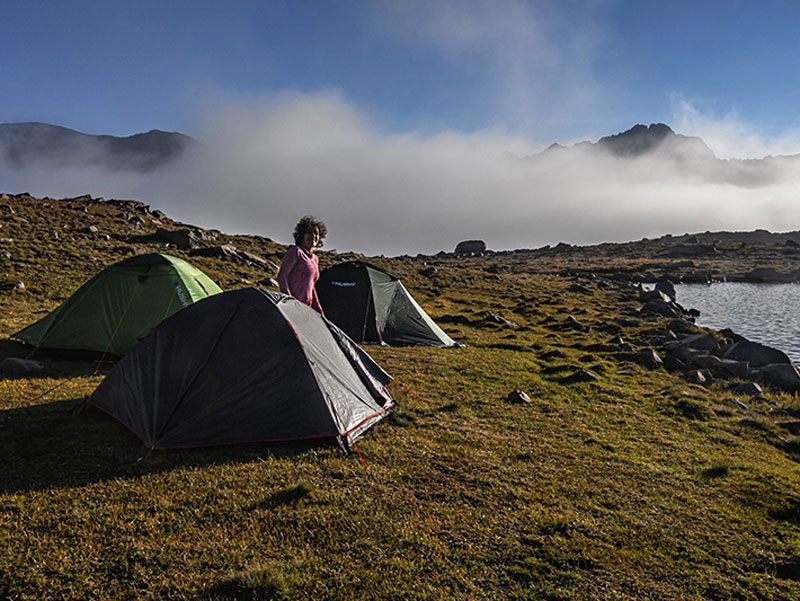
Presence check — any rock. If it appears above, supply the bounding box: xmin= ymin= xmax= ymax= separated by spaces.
xmin=743 ymin=268 xmax=790 ymax=283
xmin=663 ymin=355 xmax=687 ymax=372
xmin=0 ymin=357 xmax=45 ymax=374
xmin=682 ymin=270 xmax=713 ymax=284
xmin=190 ymin=244 xmax=240 ymax=259
xmin=689 ymin=355 xmax=749 ymax=378
xmin=778 ymin=421 xmax=800 ymax=435
xmin=0 ymin=281 xmax=25 ymax=292
xmin=731 ymin=382 xmax=762 ymax=397
xmin=258 ymin=277 xmax=279 ymax=288
xmin=725 ymin=398 xmax=749 ymax=411
xmin=557 ymin=315 xmax=586 ymax=331
xmin=634 ymin=348 xmax=663 ymax=369
xmin=655 ymin=280 xmax=677 ymax=301
xmin=568 ymin=283 xmax=593 ymax=294
xmin=685 ymin=369 xmax=713 ymax=386
xmin=663 ymin=244 xmax=720 ymax=258
xmin=482 ymin=312 xmax=518 ymax=327
xmin=560 ymin=369 xmax=598 ymax=384
xmin=150 ymin=228 xmax=205 ymax=249
xmin=83 ymin=225 xmax=98 ymax=234
xmin=238 ymin=251 xmax=270 ymax=269
xmin=419 ymin=266 xmax=438 ymax=277
xmin=751 ymin=363 xmax=800 ymax=394
xmin=0 ymin=249 xmax=10 ymax=260
xmin=454 ymin=240 xmax=486 ymax=255
xmin=507 ymin=389 xmax=532 ymax=404
xmin=639 ymin=299 xmax=685 ymax=318
xmin=667 ymin=318 xmax=696 ymax=334
xmin=722 ymin=339 xmax=792 ymax=368
xmin=437 ymin=314 xmax=471 ymax=325
xmin=540 ymin=349 xmax=567 ymax=360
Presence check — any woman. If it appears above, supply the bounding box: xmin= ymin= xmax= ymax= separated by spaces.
xmin=277 ymin=215 xmax=327 ymax=314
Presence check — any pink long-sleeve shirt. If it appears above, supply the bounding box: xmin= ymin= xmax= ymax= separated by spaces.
xmin=277 ymin=245 xmax=324 ymax=314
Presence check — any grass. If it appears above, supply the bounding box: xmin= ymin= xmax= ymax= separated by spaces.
xmin=2 ymin=193 xmax=800 ymax=599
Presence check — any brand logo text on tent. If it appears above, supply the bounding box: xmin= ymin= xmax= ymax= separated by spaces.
xmin=330 ymin=281 xmax=357 ymax=287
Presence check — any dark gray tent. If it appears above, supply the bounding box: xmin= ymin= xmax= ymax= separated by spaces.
xmin=316 ymin=261 xmax=457 ymax=347
xmin=90 ymin=288 xmax=394 ymax=450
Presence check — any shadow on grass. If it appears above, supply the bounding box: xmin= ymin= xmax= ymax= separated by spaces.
xmin=0 ymin=397 xmax=338 ymax=494
xmin=0 ymin=339 xmax=118 ymax=381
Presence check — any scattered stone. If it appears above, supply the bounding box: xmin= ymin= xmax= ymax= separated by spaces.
xmin=482 ymin=311 xmax=518 ymax=327
xmin=540 ymin=349 xmax=567 ymax=360
xmin=258 ymin=277 xmax=279 ymax=288
xmin=83 ymin=225 xmax=99 ymax=234
xmin=0 ymin=357 xmax=45 ymax=374
xmin=507 ymin=389 xmax=532 ymax=404
xmin=0 ymin=281 xmax=25 ymax=292
xmin=568 ymin=283 xmax=592 ymax=294
xmin=778 ymin=421 xmax=800 ymax=435
xmin=560 ymin=369 xmax=598 ymax=384
xmin=685 ymin=369 xmax=713 ymax=387
xmin=731 ymin=382 xmax=762 ymax=397
xmin=724 ymin=398 xmax=749 ymax=411
xmin=437 ymin=314 xmax=471 ymax=325
xmin=655 ymin=280 xmax=677 ymax=301
xmin=0 ymin=249 xmax=10 ymax=259
xmin=419 ymin=266 xmax=438 ymax=277
xmin=634 ymin=348 xmax=663 ymax=369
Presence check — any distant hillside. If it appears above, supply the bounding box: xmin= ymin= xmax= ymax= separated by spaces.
xmin=535 ymin=123 xmax=800 ymax=187
xmin=0 ymin=122 xmax=199 ymax=173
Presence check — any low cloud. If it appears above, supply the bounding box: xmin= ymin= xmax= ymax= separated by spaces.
xmin=3 ymin=92 xmax=800 ymax=256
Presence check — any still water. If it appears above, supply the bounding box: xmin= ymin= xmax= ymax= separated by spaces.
xmin=675 ymin=283 xmax=800 ymax=365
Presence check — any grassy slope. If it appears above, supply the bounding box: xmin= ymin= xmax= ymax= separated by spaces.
xmin=1 ymin=194 xmax=800 ymax=600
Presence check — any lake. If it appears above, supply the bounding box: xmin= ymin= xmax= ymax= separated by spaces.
xmin=674 ymin=283 xmax=800 ymax=365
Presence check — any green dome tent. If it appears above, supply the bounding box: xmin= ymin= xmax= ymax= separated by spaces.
xmin=316 ymin=261 xmax=457 ymax=347
xmin=13 ymin=253 xmax=221 ymax=356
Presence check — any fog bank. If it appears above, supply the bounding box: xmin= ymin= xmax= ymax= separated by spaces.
xmin=3 ymin=93 xmax=800 ymax=256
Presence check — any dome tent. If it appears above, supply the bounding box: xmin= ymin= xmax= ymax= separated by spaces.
xmin=13 ymin=253 xmax=221 ymax=356
xmin=316 ymin=261 xmax=457 ymax=347
xmin=90 ymin=288 xmax=394 ymax=450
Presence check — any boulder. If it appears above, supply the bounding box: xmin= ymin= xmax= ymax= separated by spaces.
xmin=560 ymin=369 xmax=598 ymax=384
xmin=743 ymin=268 xmax=790 ymax=283
xmin=663 ymin=244 xmax=720 ymax=258
xmin=454 ymin=240 xmax=487 ymax=255
xmin=731 ymin=382 xmax=762 ymax=397
xmin=685 ymin=369 xmax=713 ymax=387
xmin=150 ymin=228 xmax=205 ymax=249
xmin=655 ymin=280 xmax=677 ymax=301
xmin=634 ymin=348 xmax=663 ymax=369
xmin=722 ymin=339 xmax=792 ymax=368
xmin=507 ymin=389 xmax=532 ymax=404
xmin=689 ymin=355 xmax=749 ymax=379
xmin=682 ymin=270 xmax=713 ymax=284
xmin=751 ymin=363 xmax=800 ymax=394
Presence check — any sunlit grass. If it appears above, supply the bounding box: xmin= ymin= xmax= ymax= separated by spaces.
xmin=1 ymin=194 xmax=800 ymax=599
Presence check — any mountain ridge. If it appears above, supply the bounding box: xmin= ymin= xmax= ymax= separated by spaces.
xmin=0 ymin=121 xmax=199 ymax=173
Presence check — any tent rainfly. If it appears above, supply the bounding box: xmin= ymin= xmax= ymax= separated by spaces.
xmin=90 ymin=288 xmax=394 ymax=450
xmin=316 ymin=261 xmax=458 ymax=347
xmin=13 ymin=253 xmax=221 ymax=356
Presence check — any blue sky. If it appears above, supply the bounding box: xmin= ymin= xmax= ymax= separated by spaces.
xmin=3 ymin=1 xmax=800 ymax=253
xmin=4 ymin=0 xmax=800 ymax=152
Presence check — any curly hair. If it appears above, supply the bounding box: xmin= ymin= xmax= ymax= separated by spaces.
xmin=292 ymin=215 xmax=327 ymax=248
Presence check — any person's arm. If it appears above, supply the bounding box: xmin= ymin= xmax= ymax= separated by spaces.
xmin=276 ymin=247 xmax=297 ymax=294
